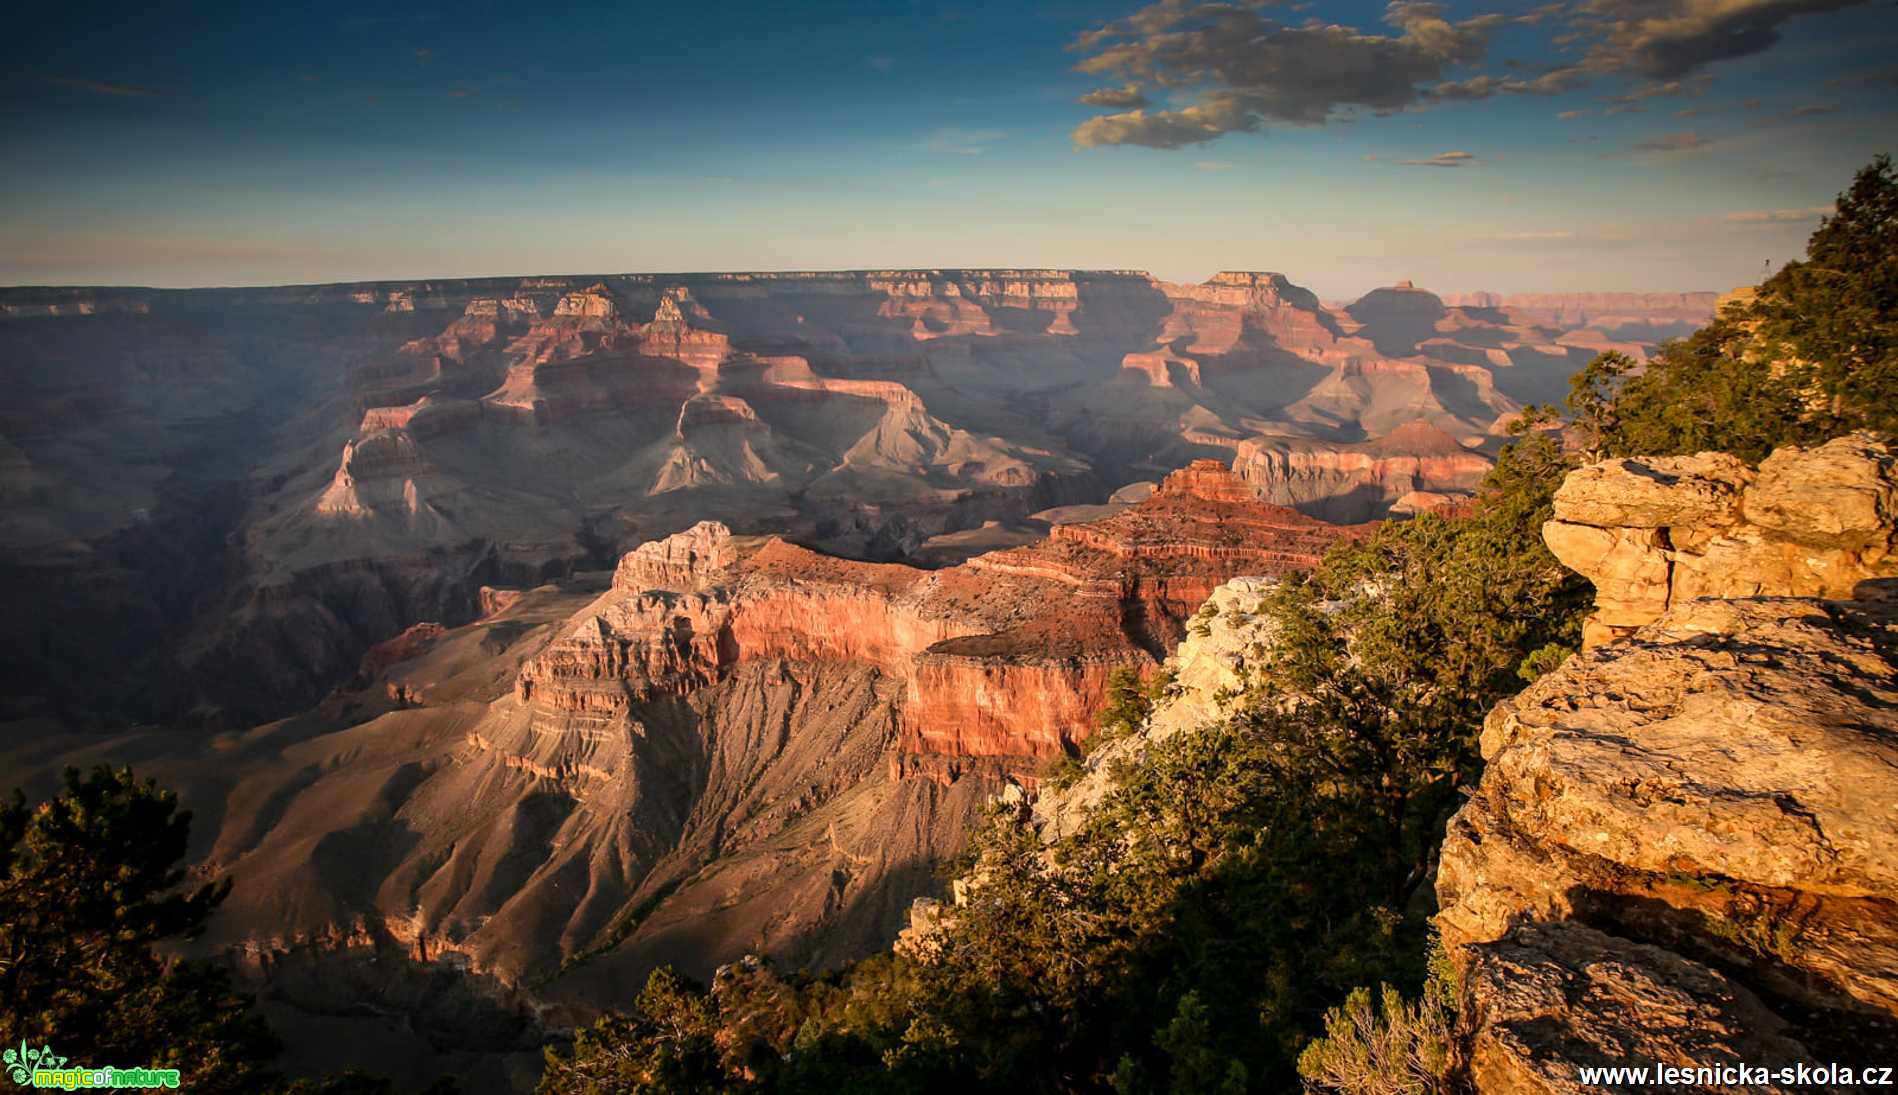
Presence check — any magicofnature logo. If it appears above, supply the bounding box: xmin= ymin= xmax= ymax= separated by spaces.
xmin=3 ymin=1041 xmax=180 ymax=1090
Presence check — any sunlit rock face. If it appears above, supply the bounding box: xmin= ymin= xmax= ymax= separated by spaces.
xmin=1438 ymin=440 xmax=1898 ymax=1088
xmin=1542 ymin=432 xmax=1896 ymax=646
xmin=1029 ymin=573 xmax=1283 ymax=841
xmin=520 ymin=459 xmax=1365 ymax=767
xmin=1232 ymin=419 xmax=1493 ymax=522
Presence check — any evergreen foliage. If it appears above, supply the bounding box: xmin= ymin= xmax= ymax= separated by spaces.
xmin=0 ymin=766 xmax=281 ymax=1095
xmin=536 ymin=421 xmax=1589 ymax=1094
xmin=1295 ymin=943 xmax=1457 ymax=1095
xmin=1572 ymin=155 xmax=1897 ymax=461
xmin=0 ymin=767 xmax=446 ymax=1095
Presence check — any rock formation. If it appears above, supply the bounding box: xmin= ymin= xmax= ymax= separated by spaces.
xmin=1 ymin=459 xmax=1367 ymax=1035
xmin=523 ymin=460 xmax=1364 ymax=771
xmin=1543 ymin=432 xmax=1897 ymax=646
xmin=1232 ymin=419 xmax=1493 ymax=521
xmin=1458 ymin=921 xmax=1813 ymax=1094
xmin=1439 ymin=291 xmax=1717 ymax=344
xmin=1439 ymin=436 xmax=1898 ymax=1087
xmin=0 ymin=268 xmax=1710 ymax=729
xmin=1032 ymin=573 xmax=1282 ymax=839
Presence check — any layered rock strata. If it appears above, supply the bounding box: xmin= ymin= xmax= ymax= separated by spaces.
xmin=1 ymin=267 xmax=1712 ymax=729
xmin=1232 ymin=419 xmax=1493 ymax=521
xmin=521 ymin=461 xmax=1365 ymax=770
xmin=16 ymin=459 xmax=1366 ymax=1011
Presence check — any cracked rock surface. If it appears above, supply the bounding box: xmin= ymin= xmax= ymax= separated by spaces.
xmin=1462 ymin=921 xmax=1811 ymax=1095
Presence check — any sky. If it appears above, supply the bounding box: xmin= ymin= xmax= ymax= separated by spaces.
xmin=3 ymin=0 xmax=1895 ymax=298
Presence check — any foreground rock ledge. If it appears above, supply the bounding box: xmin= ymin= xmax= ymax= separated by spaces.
xmin=1463 ymin=921 xmax=1810 ymax=1095
xmin=1438 ymin=593 xmax=1898 ymax=1087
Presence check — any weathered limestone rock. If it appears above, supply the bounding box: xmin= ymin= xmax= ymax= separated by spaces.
xmin=1545 ymin=433 xmax=1897 ymax=646
xmin=1442 ymin=596 xmax=1898 ymax=1018
xmin=1547 ymin=451 xmax=1753 ymax=532
xmin=1031 ymin=574 xmax=1282 ymax=839
xmin=1539 ymin=523 xmax=1672 ymax=644
xmin=1463 ymin=922 xmax=1811 ymax=1095
xmin=1445 ymin=440 xmax=1898 ymax=1088
xmin=552 ymin=282 xmax=619 ymax=318
xmin=1745 ymin=432 xmax=1898 ymax=551
xmin=1440 ymin=590 xmax=1898 ymax=1089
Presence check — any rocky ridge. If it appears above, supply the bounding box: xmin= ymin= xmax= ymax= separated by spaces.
xmin=520 ymin=460 xmax=1365 ymax=770
xmin=0 ymin=458 xmax=1366 ymax=1037
xmin=1232 ymin=419 xmax=1494 ymax=522
xmin=0 ymin=270 xmax=1710 ymax=728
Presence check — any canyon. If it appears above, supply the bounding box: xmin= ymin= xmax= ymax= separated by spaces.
xmin=0 ymin=270 xmax=1713 ymax=1088
xmin=1 ymin=457 xmax=1362 ymax=1087
xmin=0 ymin=271 xmax=1707 ymax=732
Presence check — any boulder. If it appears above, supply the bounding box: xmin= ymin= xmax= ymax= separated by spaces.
xmin=1546 ymin=433 xmax=1898 ymax=646
xmin=1445 ymin=596 xmax=1898 ymax=1013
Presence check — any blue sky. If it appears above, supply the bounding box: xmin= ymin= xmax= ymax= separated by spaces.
xmin=3 ymin=1 xmax=1895 ymax=297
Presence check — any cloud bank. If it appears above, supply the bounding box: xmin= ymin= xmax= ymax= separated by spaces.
xmin=1070 ymin=0 xmax=1867 ymax=149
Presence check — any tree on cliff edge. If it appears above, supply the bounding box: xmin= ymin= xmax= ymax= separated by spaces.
xmin=1572 ymin=154 xmax=1897 ymax=461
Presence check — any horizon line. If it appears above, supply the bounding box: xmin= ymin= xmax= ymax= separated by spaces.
xmin=0 ymin=267 xmax=1729 ymax=300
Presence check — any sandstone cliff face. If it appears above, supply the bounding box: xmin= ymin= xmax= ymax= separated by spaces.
xmin=521 ymin=460 xmax=1362 ymax=769
xmin=1543 ymin=432 xmax=1897 ymax=646
xmin=1440 ymin=438 xmax=1898 ymax=1088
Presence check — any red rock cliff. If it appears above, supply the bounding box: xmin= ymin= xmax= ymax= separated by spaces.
xmin=518 ymin=461 xmax=1368 ymax=773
